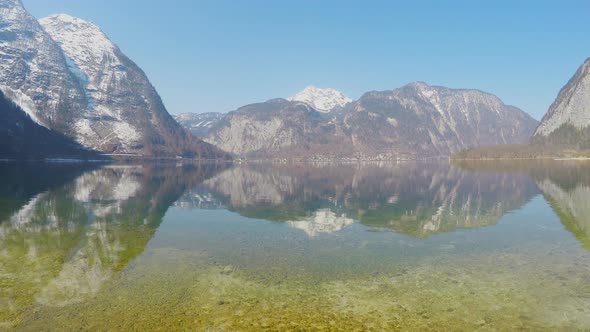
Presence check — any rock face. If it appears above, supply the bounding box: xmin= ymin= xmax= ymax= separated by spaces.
xmin=206 ymin=83 xmax=538 ymax=159
xmin=0 ymin=0 xmax=228 ymax=159
xmin=38 ymin=14 xmax=227 ymax=158
xmin=345 ymin=83 xmax=537 ymax=157
xmin=174 ymin=112 xmax=225 ymax=138
xmin=176 ymin=86 xmax=351 ymax=139
xmin=206 ymin=98 xmax=351 ymax=158
xmin=0 ymin=0 xmax=86 ymax=131
xmin=533 ymin=58 xmax=590 ymax=148
xmin=0 ymin=90 xmax=99 ymax=159
xmin=287 ymin=86 xmax=352 ymax=113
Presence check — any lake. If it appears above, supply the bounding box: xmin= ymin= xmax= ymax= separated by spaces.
xmin=1 ymin=161 xmax=589 ymax=331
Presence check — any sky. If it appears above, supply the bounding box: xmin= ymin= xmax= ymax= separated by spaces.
xmin=23 ymin=0 xmax=590 ymax=119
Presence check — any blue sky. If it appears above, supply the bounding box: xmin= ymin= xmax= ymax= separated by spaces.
xmin=23 ymin=0 xmax=590 ymax=119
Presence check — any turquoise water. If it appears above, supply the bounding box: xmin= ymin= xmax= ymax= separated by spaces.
xmin=1 ymin=161 xmax=589 ymax=330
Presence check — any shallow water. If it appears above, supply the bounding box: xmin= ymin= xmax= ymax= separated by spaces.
xmin=1 ymin=161 xmax=589 ymax=331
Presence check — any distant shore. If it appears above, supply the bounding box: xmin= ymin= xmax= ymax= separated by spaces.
xmin=451 ymin=144 xmax=590 ymax=161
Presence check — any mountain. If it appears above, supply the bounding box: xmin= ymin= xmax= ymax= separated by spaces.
xmin=533 ymin=58 xmax=590 ymax=149
xmin=38 ymin=14 xmax=228 ymax=158
xmin=287 ymin=86 xmax=352 ymax=113
xmin=0 ymin=0 xmax=228 ymax=159
xmin=206 ymin=82 xmax=538 ymax=159
xmin=205 ymin=98 xmax=347 ymax=158
xmin=173 ymin=112 xmax=225 ymax=138
xmin=343 ymin=82 xmax=538 ymax=158
xmin=0 ymin=0 xmax=87 ymax=131
xmin=0 ymin=90 xmax=100 ymax=160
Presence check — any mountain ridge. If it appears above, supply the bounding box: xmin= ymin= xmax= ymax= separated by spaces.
xmin=39 ymin=14 xmax=228 ymax=158
xmin=204 ymin=82 xmax=537 ymax=159
xmin=535 ymin=58 xmax=590 ymax=137
xmin=0 ymin=1 xmax=229 ymax=159
xmin=0 ymin=0 xmax=87 ymax=131
xmin=454 ymin=57 xmax=590 ymax=159
xmin=531 ymin=57 xmax=590 ymax=149
xmin=174 ymin=112 xmax=225 ymax=138
xmin=287 ymin=86 xmax=352 ymax=113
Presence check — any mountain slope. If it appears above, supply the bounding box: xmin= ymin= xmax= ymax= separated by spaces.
xmin=0 ymin=90 xmax=100 ymax=160
xmin=288 ymin=86 xmax=352 ymax=113
xmin=207 ymin=83 xmax=538 ymax=159
xmin=39 ymin=14 xmax=228 ymax=158
xmin=0 ymin=1 xmax=228 ymax=159
xmin=174 ymin=112 xmax=225 ymax=138
xmin=0 ymin=0 xmax=86 ymax=131
xmin=205 ymin=98 xmax=352 ymax=158
xmin=344 ymin=82 xmax=538 ymax=157
xmin=533 ymin=58 xmax=590 ymax=149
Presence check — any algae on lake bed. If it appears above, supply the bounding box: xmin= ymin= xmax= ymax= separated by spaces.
xmin=14 ymin=241 xmax=590 ymax=331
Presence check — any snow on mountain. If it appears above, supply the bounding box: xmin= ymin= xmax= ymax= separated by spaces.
xmin=38 ymin=13 xmax=228 ymax=158
xmin=0 ymin=89 xmax=100 ymax=159
xmin=0 ymin=0 xmax=86 ymax=128
xmin=0 ymin=1 xmax=226 ymax=158
xmin=39 ymin=14 xmax=141 ymax=149
xmin=288 ymin=86 xmax=352 ymax=113
xmin=208 ymin=82 xmax=538 ymax=159
xmin=534 ymin=58 xmax=590 ymax=137
xmin=346 ymin=82 xmax=539 ymax=155
xmin=174 ymin=112 xmax=225 ymax=138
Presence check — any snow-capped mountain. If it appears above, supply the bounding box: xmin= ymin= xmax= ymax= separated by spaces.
xmin=533 ymin=58 xmax=590 ymax=148
xmin=39 ymin=14 xmax=143 ymax=151
xmin=288 ymin=86 xmax=352 ymax=113
xmin=174 ymin=112 xmax=225 ymax=138
xmin=0 ymin=0 xmax=228 ymax=159
xmin=0 ymin=0 xmax=86 ymax=129
xmin=206 ymin=82 xmax=538 ymax=159
xmin=205 ymin=98 xmax=334 ymax=157
xmin=38 ymin=14 xmax=227 ymax=158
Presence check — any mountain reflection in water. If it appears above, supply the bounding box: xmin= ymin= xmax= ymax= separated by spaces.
xmin=1 ymin=161 xmax=590 ymax=330
xmin=0 ymin=163 xmax=227 ymax=326
xmin=531 ymin=162 xmax=590 ymax=251
xmin=180 ymin=163 xmax=540 ymax=238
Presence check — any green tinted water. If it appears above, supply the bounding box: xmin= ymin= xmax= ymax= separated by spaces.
xmin=1 ymin=162 xmax=589 ymax=331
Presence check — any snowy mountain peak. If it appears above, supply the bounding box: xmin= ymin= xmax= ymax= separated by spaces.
xmin=41 ymin=14 xmax=103 ymax=34
xmin=0 ymin=1 xmax=87 ymax=128
xmin=39 ymin=14 xmax=132 ymax=148
xmin=40 ymin=14 xmax=118 ymax=65
xmin=408 ymin=81 xmax=430 ymax=89
xmin=406 ymin=81 xmax=440 ymax=99
xmin=288 ymin=86 xmax=352 ymax=113
xmin=0 ymin=0 xmax=23 ymax=10
xmin=44 ymin=13 xmax=85 ymax=24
